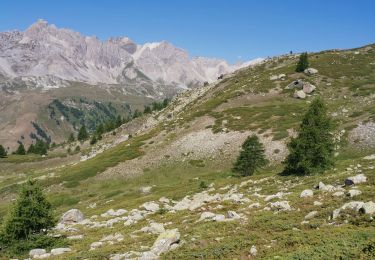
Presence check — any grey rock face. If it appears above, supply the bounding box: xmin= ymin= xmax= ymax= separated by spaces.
xmin=59 ymin=209 xmax=85 ymax=224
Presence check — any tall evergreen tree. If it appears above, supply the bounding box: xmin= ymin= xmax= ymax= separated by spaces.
xmin=15 ymin=143 xmax=26 ymax=155
xmin=68 ymin=133 xmax=75 ymax=143
xmin=0 ymin=145 xmax=7 ymax=158
xmin=77 ymin=125 xmax=89 ymax=142
xmin=27 ymin=143 xmax=35 ymax=154
xmin=96 ymin=123 xmax=104 ymax=136
xmin=295 ymin=52 xmax=309 ymax=72
xmin=233 ymin=135 xmax=268 ymax=176
xmin=34 ymin=140 xmax=48 ymax=155
xmin=1 ymin=179 xmax=55 ymax=241
xmin=282 ymin=97 xmax=334 ymax=175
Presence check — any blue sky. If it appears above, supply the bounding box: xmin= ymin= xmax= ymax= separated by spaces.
xmin=1 ymin=0 xmax=374 ymax=63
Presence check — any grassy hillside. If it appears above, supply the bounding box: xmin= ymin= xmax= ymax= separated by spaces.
xmin=0 ymin=44 xmax=374 ymax=259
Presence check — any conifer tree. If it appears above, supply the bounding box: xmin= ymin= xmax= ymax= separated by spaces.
xmin=0 ymin=145 xmax=7 ymax=158
xmin=77 ymin=125 xmax=89 ymax=142
xmin=27 ymin=143 xmax=35 ymax=154
xmin=90 ymin=135 xmax=97 ymax=145
xmin=68 ymin=133 xmax=75 ymax=143
xmin=282 ymin=97 xmax=334 ymax=175
xmin=34 ymin=140 xmax=47 ymax=155
xmin=295 ymin=52 xmax=309 ymax=72
xmin=233 ymin=135 xmax=268 ymax=176
xmin=1 ymin=179 xmax=55 ymax=241
xmin=15 ymin=143 xmax=26 ymax=155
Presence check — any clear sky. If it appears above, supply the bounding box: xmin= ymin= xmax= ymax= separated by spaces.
xmin=1 ymin=0 xmax=374 ymax=63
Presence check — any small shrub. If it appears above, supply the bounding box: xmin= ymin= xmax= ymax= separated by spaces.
xmin=199 ymin=181 xmax=208 ymax=189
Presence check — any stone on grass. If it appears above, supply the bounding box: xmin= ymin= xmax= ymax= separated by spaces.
xmin=50 ymin=248 xmax=71 ymax=255
xmin=250 ymin=245 xmax=257 ymax=256
xmin=300 ymin=189 xmax=313 ymax=198
xmin=332 ymin=201 xmax=365 ymax=219
xmin=270 ymin=201 xmax=292 ymax=211
xmin=332 ymin=191 xmax=345 ymax=197
xmin=227 ymin=211 xmax=241 ymax=219
xmin=30 ymin=249 xmax=46 ymax=258
xmin=151 ymin=229 xmax=180 ymax=256
xmin=360 ymin=201 xmax=375 ymax=214
xmin=90 ymin=241 xmax=104 ymax=250
xmin=304 ymin=68 xmax=318 ymax=75
xmin=304 ymin=211 xmax=318 ymax=220
xmin=347 ymin=189 xmax=362 ymax=197
xmin=213 ymin=214 xmax=226 ymax=222
xmin=294 ymin=90 xmax=306 ymax=99
xmin=314 ymin=201 xmax=323 ymax=206
xmin=59 ymin=209 xmax=84 ymax=224
xmin=345 ymin=174 xmax=367 ymax=186
xmin=142 ymin=202 xmax=160 ymax=212
xmin=199 ymin=211 xmax=216 ymax=221
xmin=140 ymin=186 xmax=152 ymax=194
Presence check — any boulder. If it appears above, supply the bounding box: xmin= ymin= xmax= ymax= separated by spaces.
xmin=345 ymin=174 xmax=367 ymax=186
xmin=34 ymin=253 xmax=51 ymax=259
xmin=304 ymin=68 xmax=318 ymax=75
xmin=294 ymin=90 xmax=306 ymax=99
xmin=360 ymin=201 xmax=375 ymax=214
xmin=304 ymin=211 xmax=318 ymax=220
xmin=313 ymin=201 xmax=323 ymax=206
xmin=213 ymin=214 xmax=226 ymax=222
xmin=151 ymin=229 xmax=180 ymax=256
xmin=270 ymin=201 xmax=292 ymax=211
xmin=30 ymin=249 xmax=47 ymax=258
xmin=287 ymin=79 xmax=305 ymax=89
xmin=59 ymin=209 xmax=84 ymax=224
xmin=332 ymin=201 xmax=365 ymax=219
xmin=250 ymin=245 xmax=257 ymax=256
xmin=227 ymin=211 xmax=241 ymax=219
xmin=347 ymin=189 xmax=362 ymax=197
xmin=90 ymin=241 xmax=104 ymax=250
xmin=50 ymin=248 xmax=71 ymax=256
xmin=300 ymin=189 xmax=313 ymax=198
xmin=139 ymin=186 xmax=152 ymax=194
xmin=142 ymin=202 xmax=160 ymax=212
xmin=142 ymin=223 xmax=165 ymax=234
xmin=199 ymin=211 xmax=216 ymax=221
xmin=302 ymin=83 xmax=316 ymax=94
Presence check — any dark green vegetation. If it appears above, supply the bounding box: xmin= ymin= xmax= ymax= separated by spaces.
xmin=77 ymin=125 xmax=89 ymax=142
xmin=296 ymin=52 xmax=309 ymax=72
xmin=15 ymin=143 xmax=26 ymax=155
xmin=0 ymin=145 xmax=7 ymax=158
xmin=283 ymin=97 xmax=335 ymax=175
xmin=0 ymin=180 xmax=64 ymax=257
xmin=233 ymin=135 xmax=267 ymax=176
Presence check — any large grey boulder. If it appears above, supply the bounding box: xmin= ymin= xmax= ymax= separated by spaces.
xmin=302 ymin=83 xmax=316 ymax=94
xmin=332 ymin=201 xmax=364 ymax=219
xmin=294 ymin=90 xmax=306 ymax=99
xmin=50 ymin=248 xmax=71 ymax=255
xmin=30 ymin=249 xmax=46 ymax=258
xmin=345 ymin=174 xmax=367 ymax=186
xmin=304 ymin=68 xmax=318 ymax=75
xmin=142 ymin=201 xmax=160 ymax=212
xmin=360 ymin=201 xmax=375 ymax=214
xmin=151 ymin=229 xmax=180 ymax=256
xmin=270 ymin=201 xmax=292 ymax=211
xmin=300 ymin=189 xmax=313 ymax=198
xmin=59 ymin=209 xmax=84 ymax=224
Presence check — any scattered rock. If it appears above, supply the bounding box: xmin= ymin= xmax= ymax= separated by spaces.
xmin=150 ymin=229 xmax=180 ymax=256
xmin=264 ymin=192 xmax=290 ymax=202
xmin=304 ymin=211 xmax=318 ymax=220
xmin=304 ymin=68 xmax=318 ymax=75
xmin=30 ymin=249 xmax=46 ymax=258
xmin=332 ymin=201 xmax=365 ymax=219
xmin=50 ymin=248 xmax=71 ymax=256
xmin=302 ymin=83 xmax=316 ymax=94
xmin=294 ymin=90 xmax=306 ymax=99
xmin=363 ymin=154 xmax=375 ymax=160
xmin=332 ymin=191 xmax=345 ymax=197
xmin=347 ymin=189 xmax=362 ymax=197
xmin=213 ymin=214 xmax=226 ymax=222
xmin=250 ymin=245 xmax=257 ymax=256
xmin=270 ymin=201 xmax=292 ymax=211
xmin=318 ymin=182 xmax=336 ymax=192
xmin=313 ymin=201 xmax=323 ymax=206
xmin=90 ymin=241 xmax=104 ymax=250
xmin=59 ymin=209 xmax=85 ymax=224
xmin=101 ymin=208 xmax=127 ymax=218
xmin=142 ymin=222 xmax=165 ymax=234
xmin=199 ymin=211 xmax=216 ymax=221
xmin=227 ymin=211 xmax=241 ymax=219
xmin=345 ymin=174 xmax=367 ymax=186
xmin=140 ymin=186 xmax=152 ymax=194
xmin=360 ymin=201 xmax=375 ymax=214
xmin=300 ymin=189 xmax=313 ymax=198
xmin=142 ymin=202 xmax=160 ymax=212
xmin=67 ymin=234 xmax=84 ymax=240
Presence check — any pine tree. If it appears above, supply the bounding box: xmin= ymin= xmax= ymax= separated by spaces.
xmin=233 ymin=135 xmax=268 ymax=176
xmin=27 ymin=143 xmax=35 ymax=154
xmin=90 ymin=135 xmax=97 ymax=145
xmin=96 ymin=123 xmax=104 ymax=136
xmin=282 ymin=97 xmax=334 ymax=175
xmin=68 ymin=133 xmax=75 ymax=143
xmin=295 ymin=52 xmax=309 ymax=72
xmin=77 ymin=125 xmax=89 ymax=142
xmin=1 ymin=179 xmax=55 ymax=241
xmin=15 ymin=143 xmax=26 ymax=155
xmin=0 ymin=145 xmax=7 ymax=158
xmin=34 ymin=140 xmax=47 ymax=155
xmin=144 ymin=105 xmax=152 ymax=114
xmin=115 ymin=115 xmax=123 ymax=127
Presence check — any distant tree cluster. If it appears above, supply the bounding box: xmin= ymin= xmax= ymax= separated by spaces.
xmin=143 ymin=98 xmax=170 ymax=115
xmin=0 ymin=145 xmax=7 ymax=158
